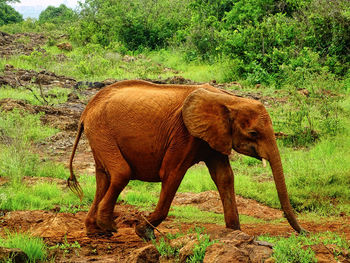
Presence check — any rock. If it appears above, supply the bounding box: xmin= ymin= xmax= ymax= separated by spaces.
xmin=178 ymin=239 xmax=198 ymax=263
xmin=204 ymin=243 xmax=249 ymax=263
xmin=0 ymin=247 xmax=29 ymax=263
xmin=127 ymin=245 xmax=160 ymax=263
xmin=204 ymin=230 xmax=273 ymax=263
xmin=57 ymin=42 xmax=73 ymax=51
xmin=246 ymin=244 xmax=275 ymax=263
xmin=169 ymin=234 xmax=196 ymax=249
xmin=122 ymin=55 xmax=136 ymax=62
xmin=297 ymin=88 xmax=310 ymax=97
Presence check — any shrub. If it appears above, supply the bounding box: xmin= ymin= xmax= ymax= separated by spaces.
xmin=38 ymin=4 xmax=76 ymax=24
xmin=0 ymin=2 xmax=23 ymax=26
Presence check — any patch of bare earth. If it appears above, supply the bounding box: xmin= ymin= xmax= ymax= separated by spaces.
xmin=173 ymin=191 xmax=283 ymax=220
xmin=0 ymin=31 xmax=46 ymax=58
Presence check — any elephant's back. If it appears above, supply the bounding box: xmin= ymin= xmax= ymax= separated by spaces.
xmin=81 ymin=80 xmax=203 ymax=121
xmin=80 ymin=80 xmax=201 ymax=181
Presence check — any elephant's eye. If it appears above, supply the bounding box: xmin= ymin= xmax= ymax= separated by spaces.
xmin=249 ymin=131 xmax=258 ymax=138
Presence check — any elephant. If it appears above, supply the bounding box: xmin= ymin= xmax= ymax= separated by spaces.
xmin=67 ymin=79 xmax=305 ymax=240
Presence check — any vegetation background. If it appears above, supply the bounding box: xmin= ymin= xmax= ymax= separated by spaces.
xmin=0 ymin=0 xmax=350 ymax=262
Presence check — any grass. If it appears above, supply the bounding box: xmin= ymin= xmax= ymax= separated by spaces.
xmin=148 ymin=49 xmax=236 ymax=83
xmin=0 ymin=231 xmax=47 ymax=262
xmin=0 ymin=108 xmax=96 ymax=212
xmin=153 ymin=226 xmax=216 ymax=261
xmin=259 ymin=232 xmax=350 ymax=263
xmin=0 ymin=176 xmax=95 ymax=212
xmin=0 ymin=109 xmax=58 ymax=143
xmin=0 ymin=44 xmax=177 ymax=82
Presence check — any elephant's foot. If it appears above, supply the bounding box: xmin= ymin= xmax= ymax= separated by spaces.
xmin=135 ymin=223 xmax=155 ymax=241
xmin=86 ymin=222 xmax=114 ymax=238
xmin=96 ymin=218 xmax=118 ymax=233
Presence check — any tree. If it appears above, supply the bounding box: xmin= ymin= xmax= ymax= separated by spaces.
xmin=0 ymin=2 xmax=23 ymax=26
xmin=38 ymin=4 xmax=76 ymax=24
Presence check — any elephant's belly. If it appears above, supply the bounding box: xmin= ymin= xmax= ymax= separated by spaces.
xmin=118 ymin=139 xmax=164 ymax=182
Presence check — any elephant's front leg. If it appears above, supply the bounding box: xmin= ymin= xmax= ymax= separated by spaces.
xmin=205 ymin=153 xmax=240 ymax=230
xmin=135 ymin=169 xmax=186 ymax=241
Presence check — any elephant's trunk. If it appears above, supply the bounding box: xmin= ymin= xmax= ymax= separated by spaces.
xmin=267 ymin=141 xmax=304 ymax=233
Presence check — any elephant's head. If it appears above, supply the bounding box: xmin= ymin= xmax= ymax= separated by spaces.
xmin=182 ymin=88 xmax=304 ymax=233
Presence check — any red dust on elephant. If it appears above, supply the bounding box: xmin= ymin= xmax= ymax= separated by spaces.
xmin=67 ymin=80 xmax=305 ymax=240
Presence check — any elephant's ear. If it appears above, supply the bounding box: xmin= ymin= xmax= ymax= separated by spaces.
xmin=182 ymin=88 xmax=232 ymax=155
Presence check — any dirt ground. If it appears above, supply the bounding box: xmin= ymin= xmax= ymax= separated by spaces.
xmin=1 ymin=31 xmax=350 ymax=262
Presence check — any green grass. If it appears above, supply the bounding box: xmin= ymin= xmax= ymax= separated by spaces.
xmin=0 ymin=231 xmax=47 ymax=262
xmin=0 ymin=174 xmax=96 ymax=212
xmin=178 ymin=166 xmax=216 ymax=193
xmin=0 ymin=107 xmax=96 ymax=212
xmin=153 ymin=226 xmax=216 ymax=261
xmin=148 ymin=49 xmax=238 ymax=83
xmin=0 ymin=45 xmax=178 ymax=82
xmin=0 ymin=145 xmax=68 ymax=179
xmin=259 ymin=232 xmax=350 ymax=263
xmin=0 ymin=109 xmax=58 ymax=143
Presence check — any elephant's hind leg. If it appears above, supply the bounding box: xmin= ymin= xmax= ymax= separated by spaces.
xmin=96 ymin=158 xmax=131 ymax=233
xmin=85 ymin=160 xmax=111 ymax=237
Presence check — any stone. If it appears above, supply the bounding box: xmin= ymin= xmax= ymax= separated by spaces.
xmin=127 ymin=244 xmax=160 ymax=263
xmin=203 ymin=242 xmax=249 ymax=263
xmin=203 ymin=230 xmax=273 ymax=263
xmin=178 ymin=239 xmax=198 ymax=263
xmin=57 ymin=42 xmax=73 ymax=51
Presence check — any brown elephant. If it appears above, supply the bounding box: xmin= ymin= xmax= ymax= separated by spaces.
xmin=68 ymin=80 xmax=304 ymax=240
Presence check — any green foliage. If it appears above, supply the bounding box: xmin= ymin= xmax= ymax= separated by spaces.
xmin=2 ymin=0 xmax=349 ymax=86
xmin=153 ymin=227 xmax=217 ymax=261
xmin=0 ymin=109 xmax=58 ymax=143
xmin=262 ymin=234 xmax=316 ymax=263
xmin=0 ymin=2 xmax=23 ymax=26
xmin=70 ymin=0 xmax=191 ymax=50
xmin=38 ymin=4 xmax=76 ymax=24
xmin=178 ymin=166 xmax=216 ymax=193
xmin=187 ymin=229 xmax=216 ymax=263
xmin=260 ymin=232 xmax=350 ymax=263
xmin=50 ymin=236 xmax=81 ymax=255
xmin=0 ymin=231 xmax=47 ymax=262
xmin=153 ymin=237 xmax=179 ymax=258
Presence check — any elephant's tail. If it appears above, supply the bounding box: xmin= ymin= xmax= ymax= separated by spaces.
xmin=67 ymin=121 xmax=84 ymax=201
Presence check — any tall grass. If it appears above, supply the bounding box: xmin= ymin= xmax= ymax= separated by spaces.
xmin=0 ymin=109 xmax=58 ymax=143
xmin=0 ymin=231 xmax=47 ymax=262
xmin=0 ymin=179 xmax=95 ymax=212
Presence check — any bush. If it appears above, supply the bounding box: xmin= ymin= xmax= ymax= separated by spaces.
xmin=38 ymin=4 xmax=76 ymax=24
xmin=0 ymin=2 xmax=23 ymax=26
xmin=70 ymin=0 xmax=191 ymax=50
